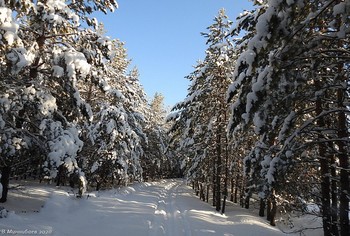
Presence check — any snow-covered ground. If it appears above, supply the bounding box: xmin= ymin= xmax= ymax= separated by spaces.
xmin=0 ymin=179 xmax=321 ymax=236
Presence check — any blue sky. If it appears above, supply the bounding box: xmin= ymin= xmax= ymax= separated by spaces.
xmin=95 ymin=0 xmax=253 ymax=107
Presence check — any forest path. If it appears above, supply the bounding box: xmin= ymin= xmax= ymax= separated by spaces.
xmin=0 ymin=179 xmax=291 ymax=236
xmin=148 ymin=179 xmax=192 ymax=236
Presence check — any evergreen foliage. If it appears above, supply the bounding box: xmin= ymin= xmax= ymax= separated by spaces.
xmin=0 ymin=1 xmax=349 ymax=235
xmin=0 ymin=0 xmax=173 ymax=200
xmin=168 ymin=2 xmax=349 ymax=235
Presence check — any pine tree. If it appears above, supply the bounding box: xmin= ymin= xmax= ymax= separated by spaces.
xmin=0 ymin=0 xmax=118 ymax=200
xmin=168 ymin=9 xmax=235 ymax=212
xmin=142 ymin=93 xmax=172 ymax=180
xmin=82 ymin=61 xmax=148 ymax=189
xmin=227 ymin=0 xmax=349 ymax=233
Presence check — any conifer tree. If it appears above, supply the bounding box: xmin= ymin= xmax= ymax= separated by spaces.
xmin=142 ymin=93 xmax=172 ymax=180
xmin=227 ymin=0 xmax=349 ymax=233
xmin=168 ymin=9 xmax=234 ymax=212
xmin=0 ymin=0 xmax=118 ymax=199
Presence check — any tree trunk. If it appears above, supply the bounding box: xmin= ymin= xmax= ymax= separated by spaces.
xmin=270 ymin=195 xmax=277 ymax=226
xmin=212 ymin=157 xmax=216 ymax=207
xmin=230 ymin=178 xmax=234 ymax=202
xmin=240 ymin=180 xmax=245 ymax=208
xmin=316 ymin=97 xmax=332 ymax=236
xmin=56 ymin=164 xmax=65 ymax=186
xmin=0 ymin=166 xmax=11 ymax=203
xmin=330 ymin=154 xmax=339 ymax=236
xmin=206 ymin=184 xmax=209 ymax=203
xmin=234 ymin=174 xmax=239 ymax=203
xmin=267 ymin=189 xmax=277 ymax=226
xmin=319 ymin=140 xmax=332 ymax=236
xmin=267 ymin=198 xmax=271 ymax=221
xmin=222 ymin=137 xmax=229 ymax=214
xmin=200 ymin=183 xmax=205 ymax=201
xmin=215 ymin=134 xmax=222 ymax=212
xmin=96 ymin=181 xmax=101 ymax=191
xmin=259 ymin=198 xmax=265 ymax=217
xmin=244 ymin=192 xmax=250 ymax=209
xmin=215 ymin=163 xmax=221 ymax=211
xmin=222 ymin=194 xmax=227 ymax=214
xmin=337 ymin=86 xmax=349 ymax=236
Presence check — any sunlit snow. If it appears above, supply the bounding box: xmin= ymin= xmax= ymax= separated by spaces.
xmin=0 ymin=179 xmax=320 ymax=236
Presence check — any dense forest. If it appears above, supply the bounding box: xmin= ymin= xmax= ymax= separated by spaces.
xmin=0 ymin=1 xmax=349 ymax=236
xmin=0 ymin=0 xmax=177 ymax=198
xmin=168 ymin=2 xmax=349 ymax=235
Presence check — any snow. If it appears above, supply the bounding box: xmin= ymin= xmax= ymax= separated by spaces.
xmin=38 ymin=93 xmax=57 ymax=116
xmin=333 ymin=2 xmax=346 ymax=15
xmin=64 ymin=50 xmax=91 ymax=79
xmin=165 ymin=111 xmax=179 ymax=122
xmin=278 ymin=111 xmax=296 ymax=141
xmin=0 ymin=179 xmax=320 ymax=236
xmin=106 ymin=120 xmax=116 ymax=134
xmin=6 ymin=48 xmax=28 ymax=73
xmin=37 ymin=0 xmax=81 ymax=27
xmin=0 ymin=7 xmax=19 ymax=46
xmin=286 ymin=0 xmax=295 ymax=6
xmin=52 ymin=65 xmax=64 ymax=77
xmin=0 ymin=115 xmax=4 ymax=129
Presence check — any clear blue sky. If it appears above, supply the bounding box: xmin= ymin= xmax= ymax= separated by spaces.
xmin=95 ymin=0 xmax=253 ymax=107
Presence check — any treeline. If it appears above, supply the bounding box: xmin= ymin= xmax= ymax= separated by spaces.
xmin=167 ymin=2 xmax=349 ymax=236
xmin=0 ymin=0 xmax=178 ymax=202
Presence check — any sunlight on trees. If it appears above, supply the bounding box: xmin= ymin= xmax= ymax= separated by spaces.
xmin=0 ymin=1 xmax=348 ymax=235
xmin=168 ymin=2 xmax=349 ymax=235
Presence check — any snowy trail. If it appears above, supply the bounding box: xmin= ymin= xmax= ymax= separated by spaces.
xmin=0 ymin=179 xmax=293 ymax=236
xmin=148 ymin=180 xmax=192 ymax=236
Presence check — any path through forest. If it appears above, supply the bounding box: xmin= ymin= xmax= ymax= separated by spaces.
xmin=0 ymin=179 xmax=298 ymax=236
